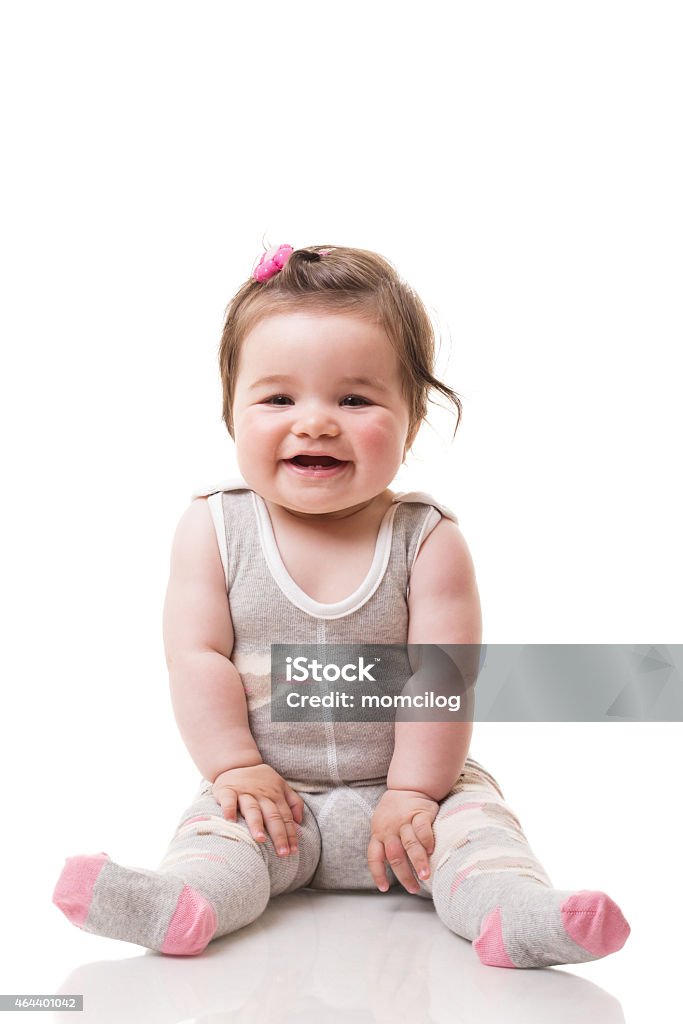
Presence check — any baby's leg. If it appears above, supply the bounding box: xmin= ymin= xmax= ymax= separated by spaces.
xmin=52 ymin=779 xmax=321 ymax=955
xmin=421 ymin=759 xmax=630 ymax=969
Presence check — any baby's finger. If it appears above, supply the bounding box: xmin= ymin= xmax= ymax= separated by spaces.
xmin=216 ymin=787 xmax=238 ymax=822
xmin=367 ymin=837 xmax=390 ymax=892
xmin=274 ymin=798 xmax=299 ymax=851
xmin=411 ymin=811 xmax=436 ymax=856
xmin=385 ymin=835 xmax=420 ymax=895
xmin=399 ymin=823 xmax=431 ymax=882
xmin=260 ymin=797 xmax=291 ymax=856
xmin=284 ymin=786 xmax=305 ymax=825
xmin=237 ymin=794 xmax=267 ymax=843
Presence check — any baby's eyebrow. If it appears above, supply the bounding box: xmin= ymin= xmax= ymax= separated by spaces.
xmin=249 ymin=374 xmax=388 ymax=391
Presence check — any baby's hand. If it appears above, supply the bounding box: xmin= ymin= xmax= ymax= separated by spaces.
xmin=368 ymin=789 xmax=438 ymax=894
xmin=213 ymin=764 xmax=305 ymax=856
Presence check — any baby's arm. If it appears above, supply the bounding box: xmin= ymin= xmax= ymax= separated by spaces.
xmin=162 ymin=498 xmax=261 ymax=780
xmin=389 ymin=517 xmax=480 ymax=796
xmin=368 ymin=518 xmax=480 ymax=892
xmin=162 ymin=498 xmax=303 ymax=853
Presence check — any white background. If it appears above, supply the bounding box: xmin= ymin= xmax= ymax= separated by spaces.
xmin=1 ymin=2 xmax=681 ymax=1022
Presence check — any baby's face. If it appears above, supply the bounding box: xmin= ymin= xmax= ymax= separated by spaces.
xmin=231 ymin=311 xmax=411 ymax=515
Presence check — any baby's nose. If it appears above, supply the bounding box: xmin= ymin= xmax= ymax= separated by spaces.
xmin=293 ymin=408 xmax=341 ymax=438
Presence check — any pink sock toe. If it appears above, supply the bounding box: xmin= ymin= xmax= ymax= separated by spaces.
xmin=562 ymin=890 xmax=631 ymax=957
xmin=52 ymin=853 xmax=110 ymax=927
xmin=161 ymin=885 xmax=217 ymax=956
xmin=473 ymin=906 xmax=517 ymax=968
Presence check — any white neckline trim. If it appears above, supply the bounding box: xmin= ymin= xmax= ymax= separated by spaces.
xmin=251 ymin=492 xmax=399 ymax=619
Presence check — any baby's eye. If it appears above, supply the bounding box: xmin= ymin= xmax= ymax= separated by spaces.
xmin=263 ymin=395 xmax=294 ymax=406
xmin=340 ymin=395 xmax=371 ymax=407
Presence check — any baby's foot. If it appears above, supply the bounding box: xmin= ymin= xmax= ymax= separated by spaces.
xmin=471 ymin=884 xmax=630 ymax=968
xmin=52 ymin=853 xmax=217 ymax=955
xmin=433 ymin=856 xmax=630 ymax=970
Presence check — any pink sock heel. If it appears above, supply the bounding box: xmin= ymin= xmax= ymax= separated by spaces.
xmin=473 ymin=906 xmax=516 ymax=968
xmin=160 ymin=885 xmax=217 ymax=956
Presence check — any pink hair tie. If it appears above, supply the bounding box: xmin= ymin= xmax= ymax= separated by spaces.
xmin=252 ymin=243 xmax=294 ymax=282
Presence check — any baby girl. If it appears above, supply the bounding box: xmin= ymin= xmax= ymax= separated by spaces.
xmin=53 ymin=242 xmax=630 ymax=968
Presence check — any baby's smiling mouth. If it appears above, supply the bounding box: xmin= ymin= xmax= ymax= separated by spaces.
xmin=287 ymin=455 xmax=347 ymax=468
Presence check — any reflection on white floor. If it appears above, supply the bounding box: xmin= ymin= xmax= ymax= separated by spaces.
xmin=53 ymin=889 xmax=624 ymax=1024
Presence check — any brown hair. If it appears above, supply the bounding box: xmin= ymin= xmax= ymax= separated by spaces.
xmin=218 ymin=244 xmax=462 ymax=453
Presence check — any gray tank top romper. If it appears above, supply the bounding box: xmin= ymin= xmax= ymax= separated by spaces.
xmin=192 ymin=479 xmax=490 ymax=890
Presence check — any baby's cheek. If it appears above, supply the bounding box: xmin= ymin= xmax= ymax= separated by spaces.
xmin=359 ymin=417 xmax=406 ymax=458
xmin=237 ymin=412 xmax=280 ymax=450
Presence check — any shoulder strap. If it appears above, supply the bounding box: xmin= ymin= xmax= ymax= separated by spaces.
xmin=390 ymin=491 xmax=459 ymax=579
xmin=188 ymin=479 xmax=252 ymax=589
xmin=391 ymin=490 xmax=458 ymax=525
xmin=190 ymin=476 xmax=251 ymax=501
